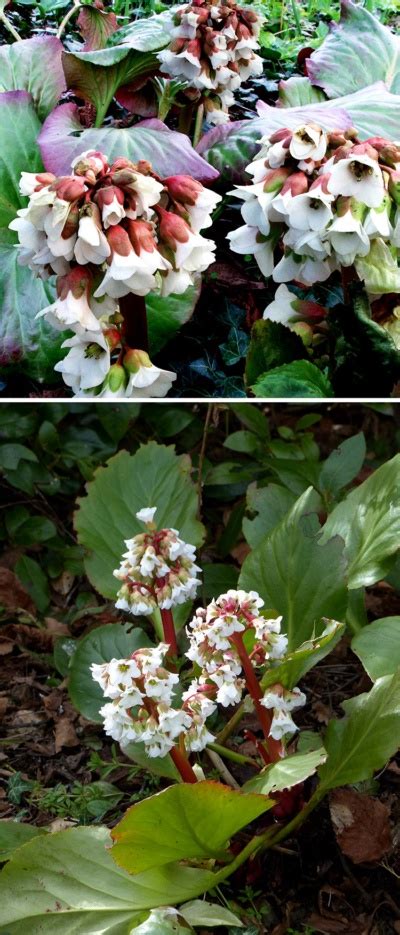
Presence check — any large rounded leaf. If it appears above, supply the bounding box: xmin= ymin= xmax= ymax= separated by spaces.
xmin=308 ymin=0 xmax=400 ymax=97
xmin=111 ymin=781 xmax=272 ymax=874
xmin=0 ymin=825 xmax=220 ymax=933
xmin=147 ymin=284 xmax=200 ymax=355
xmin=74 ymin=442 xmax=205 ymax=599
xmin=352 ymin=617 xmax=400 ymax=682
xmin=0 ymin=36 xmax=66 ymax=121
xmin=0 ymin=244 xmax=65 ymax=382
xmin=106 ymin=10 xmax=173 ymax=51
xmin=0 ymin=91 xmax=43 ymax=239
xmin=38 ymin=104 xmax=219 ymax=182
xmin=68 ymin=622 xmax=152 ymax=721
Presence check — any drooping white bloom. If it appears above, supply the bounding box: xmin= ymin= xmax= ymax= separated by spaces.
xmin=124 ymin=350 xmax=176 ymax=399
xmin=290 ymin=124 xmax=327 ymax=163
xmin=136 ymin=507 xmax=157 ymax=524
xmin=227 ymin=224 xmax=274 ymax=277
xmin=263 ymin=284 xmax=304 ymax=326
xmin=54 ymin=329 xmax=110 ymax=394
xmin=326 ymin=153 xmax=385 ymax=208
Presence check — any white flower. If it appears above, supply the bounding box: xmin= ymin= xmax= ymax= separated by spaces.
xmin=125 ymin=360 xmax=176 ymax=399
xmin=326 ymin=154 xmax=385 ymax=208
xmin=158 ymin=47 xmax=202 ymax=82
xmin=136 ymin=507 xmax=157 ymax=524
xmin=159 ymin=268 xmax=194 ymax=296
xmin=290 ymin=124 xmax=327 ymax=162
xmin=36 ymin=291 xmax=101 ymax=333
xmin=269 ymin=709 xmax=298 ymax=740
xmin=74 ymin=214 xmax=111 ymax=265
xmin=227 ymin=224 xmax=274 ymax=277
xmin=326 ymin=208 xmax=370 ymax=266
xmin=54 ymin=330 xmax=110 ymax=394
xmin=287 ymin=188 xmax=334 ymax=232
xmin=263 ymin=284 xmax=304 ymax=326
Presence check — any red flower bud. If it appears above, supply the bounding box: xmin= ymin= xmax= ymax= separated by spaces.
xmin=126 ymin=219 xmax=157 ymax=255
xmin=57 ymin=265 xmax=92 ymax=300
xmin=51 ymin=176 xmax=87 ymax=202
xmin=156 ymin=206 xmax=191 ymax=250
xmin=95 ymin=185 xmax=125 ymax=210
xmin=281 ymin=171 xmax=309 ymax=196
xmin=164 ymin=175 xmax=202 ymax=206
xmin=107 ymin=225 xmax=133 ymax=257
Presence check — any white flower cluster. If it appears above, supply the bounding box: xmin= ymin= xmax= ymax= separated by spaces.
xmin=158 ymin=0 xmax=263 ymax=124
xmin=114 ymin=507 xmax=201 ymax=615
xmin=227 ymin=126 xmax=400 ymax=331
xmin=186 ymin=589 xmax=304 ymax=738
xmin=10 ymin=153 xmax=221 ymax=397
xmin=91 ymin=643 xmax=216 ymax=757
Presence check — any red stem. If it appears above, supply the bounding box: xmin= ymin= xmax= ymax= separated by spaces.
xmin=160 ymin=607 xmax=178 ymax=656
xmin=170 ymin=744 xmax=198 ymax=783
xmin=231 ymin=633 xmax=283 ymax=763
xmin=119 ymin=293 xmax=149 ymax=352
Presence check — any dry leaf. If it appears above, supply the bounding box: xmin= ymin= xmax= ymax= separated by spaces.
xmin=329 ymin=788 xmax=392 ymax=863
xmin=54 ymin=717 xmax=79 ymax=753
xmin=0 ymin=568 xmax=35 ymax=614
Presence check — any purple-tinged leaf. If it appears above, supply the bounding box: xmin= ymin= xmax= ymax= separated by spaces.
xmin=38 ymin=103 xmax=219 ymax=182
xmin=0 ymin=91 xmax=43 ymax=240
xmin=0 ymin=36 xmax=66 ymax=121
xmin=308 ymin=0 xmax=400 ymax=97
xmin=200 ymin=84 xmax=400 ymax=181
xmin=77 ymin=6 xmax=118 ymax=51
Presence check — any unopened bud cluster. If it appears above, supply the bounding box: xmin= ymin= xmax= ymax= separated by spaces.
xmin=158 ymin=0 xmax=263 ymax=124
xmin=113 ymin=507 xmax=201 ymax=614
xmin=186 ymin=589 xmax=305 ymax=738
xmin=10 ymin=151 xmax=221 ymax=397
xmin=227 ymin=125 xmax=400 ymax=340
xmin=91 ymin=643 xmax=216 ymax=757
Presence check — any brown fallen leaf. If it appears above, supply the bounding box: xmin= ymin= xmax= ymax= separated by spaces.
xmin=0 ymin=567 xmax=35 ymax=614
xmin=308 ymin=914 xmax=369 ymax=935
xmin=329 ymin=788 xmax=392 ymax=864
xmin=44 ymin=617 xmax=70 ymax=637
xmin=0 ymin=641 xmax=14 ymax=655
xmin=54 ymin=716 xmax=79 ymax=753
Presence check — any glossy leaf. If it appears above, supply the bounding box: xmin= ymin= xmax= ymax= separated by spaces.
xmin=243 ymin=748 xmax=327 ymax=795
xmin=111 ymin=782 xmax=272 ymax=874
xmin=147 ymin=285 xmax=200 ymax=355
xmin=106 ymin=11 xmax=173 ymax=51
xmin=74 ymin=442 xmax=205 ymax=598
xmin=180 ymin=900 xmax=243 ymax=928
xmin=352 ymin=617 xmax=400 ymax=681
xmin=39 ymin=104 xmax=218 ymax=183
xmin=319 ymin=432 xmax=366 ymax=496
xmin=278 ymin=76 xmax=326 ymax=107
xmin=62 ymin=47 xmax=157 ymax=123
xmin=251 ymin=361 xmax=333 ymax=399
xmin=318 ymin=672 xmax=400 ymax=791
xmin=243 ymin=483 xmax=296 ymax=549
xmin=0 ymin=92 xmax=43 ymax=238
xmin=260 ymin=622 xmax=344 ymax=693
xmin=68 ymin=623 xmax=152 ymax=722
xmin=0 ymin=821 xmax=46 ymax=862
xmin=308 ymin=0 xmax=400 ymax=96
xmin=239 ymin=488 xmax=347 ymax=649
xmin=320 ymin=454 xmax=400 ymax=588
xmin=0 ymin=825 xmax=221 ymax=932
xmin=0 ymin=36 xmax=65 ymax=121
xmin=245 ymin=320 xmax=305 ymax=388
xmin=0 ymin=244 xmax=65 ymax=381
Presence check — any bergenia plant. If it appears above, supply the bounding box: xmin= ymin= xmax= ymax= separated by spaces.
xmin=228 ymin=123 xmax=400 ymax=343
xmin=9 ymin=151 xmax=221 ymax=397
xmin=157 ymin=0 xmax=264 ymax=137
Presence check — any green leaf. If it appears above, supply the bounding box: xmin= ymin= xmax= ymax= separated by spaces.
xmin=243 ymin=748 xmax=327 ymax=795
xmin=0 ymin=444 xmax=37 ymax=470
xmin=74 ymin=442 xmax=205 ymax=600
xmin=62 ymin=47 xmax=158 ymax=123
xmin=0 ymin=825 xmax=221 ymax=932
xmin=329 ymin=285 xmax=400 ymax=397
xmin=0 ymin=244 xmax=65 ymax=382
xmin=223 ymin=430 xmax=260 ymax=455
xmin=352 ymin=617 xmax=400 ymax=681
xmin=260 ymin=622 xmax=344 ymax=693
xmin=243 ymin=483 xmax=296 ymax=549
xmin=355 ymin=239 xmax=400 ymax=294
xmin=202 ymin=563 xmax=239 ymax=601
xmin=77 ymin=6 xmax=118 ymax=51
xmin=245 ymin=320 xmax=305 ymax=388
xmin=69 ymin=623 xmax=152 ymax=722
xmin=111 ymin=782 xmax=272 ymax=874
xmin=0 ymin=821 xmax=46 ymax=862
xmin=180 ymin=900 xmax=243 ymax=928
xmin=278 ymin=76 xmax=326 ymax=107
xmin=320 ymin=454 xmax=400 ymax=588
xmin=53 ymin=636 xmax=78 ymax=677
xmin=0 ymin=92 xmax=43 ymax=238
xmin=229 ymin=402 xmax=269 ymax=439
xmin=318 ymin=671 xmax=400 ymax=792
xmin=239 ymin=488 xmax=347 ymax=649
xmin=15 ymin=555 xmax=50 ymax=614
xmin=0 ymin=37 xmax=66 ymax=121
xmin=106 ymin=11 xmax=173 ymax=51
xmin=124 ymin=741 xmax=180 ymax=781
xmin=146 ymin=285 xmax=200 ymax=355
xmin=252 ymin=361 xmax=333 ymax=399
xmin=129 ymin=909 xmax=194 ymax=934
xmin=308 ymin=0 xmax=400 ymax=96
xmin=319 ymin=432 xmax=366 ymax=496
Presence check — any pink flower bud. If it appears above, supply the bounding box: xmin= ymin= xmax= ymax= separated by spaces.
xmin=269 ymin=128 xmax=292 ymax=146
xmin=164 ymin=175 xmax=203 ymax=206
xmin=106 ymin=224 xmax=133 ymax=257
xmin=127 ymin=219 xmax=157 ymax=255
xmin=263 ymin=166 xmax=291 ymax=193
xmin=95 ymin=185 xmax=124 ymax=210
xmin=350 ymin=142 xmax=379 ymax=161
xmin=156 ymin=207 xmax=191 ymax=250
xmin=57 ymin=265 xmax=92 ymax=301
xmin=61 ymin=202 xmax=80 ymax=239
xmin=104 ymin=327 xmax=121 ymax=350
xmin=51 ymin=176 xmax=87 ymax=202
xmin=281 ymin=171 xmax=308 ymax=196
